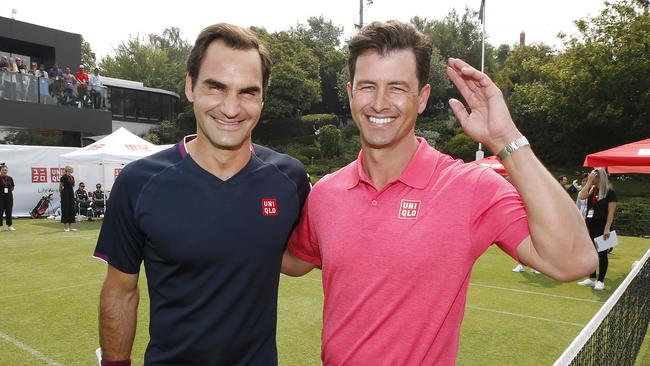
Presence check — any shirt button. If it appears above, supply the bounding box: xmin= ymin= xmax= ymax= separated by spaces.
xmin=371 ymin=200 xmax=378 ymax=206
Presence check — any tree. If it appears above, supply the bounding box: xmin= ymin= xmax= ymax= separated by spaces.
xmin=99 ymin=27 xmax=194 ymax=143
xmin=81 ymin=36 xmax=96 ymax=69
xmin=318 ymin=125 xmax=341 ymax=158
xmin=505 ymin=0 xmax=650 ymax=165
xmin=291 ymin=17 xmax=347 ymax=114
xmin=443 ymin=132 xmax=476 ymax=162
xmin=253 ymin=28 xmax=322 ymax=120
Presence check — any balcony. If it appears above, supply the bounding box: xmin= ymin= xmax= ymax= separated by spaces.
xmin=0 ymin=71 xmax=112 ymax=135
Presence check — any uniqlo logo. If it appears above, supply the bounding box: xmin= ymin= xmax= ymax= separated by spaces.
xmin=261 ymin=198 xmax=278 ymax=216
xmin=31 ymin=168 xmax=48 ymax=183
xmin=125 ymin=144 xmax=151 ymax=152
xmin=50 ymin=168 xmax=64 ymax=183
xmin=114 ymin=168 xmax=123 ymax=178
xmin=398 ymin=199 xmax=421 ymax=220
xmin=86 ymin=143 xmax=105 ymax=151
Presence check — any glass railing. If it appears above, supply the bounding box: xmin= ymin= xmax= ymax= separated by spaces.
xmin=0 ymin=71 xmax=110 ymax=111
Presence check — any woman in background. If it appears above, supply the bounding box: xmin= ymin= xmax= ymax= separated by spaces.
xmin=577 ymin=168 xmax=617 ymax=290
xmin=0 ymin=163 xmax=16 ymax=231
xmin=59 ymin=165 xmax=77 ymax=232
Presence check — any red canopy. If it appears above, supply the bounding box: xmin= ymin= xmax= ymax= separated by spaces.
xmin=583 ymin=138 xmax=650 ymax=174
xmin=473 ymin=155 xmax=508 ymax=175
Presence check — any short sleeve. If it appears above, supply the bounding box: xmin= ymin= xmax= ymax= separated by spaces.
xmin=93 ymin=168 xmax=146 ymax=274
xmin=607 ymin=189 xmax=618 ymax=203
xmin=470 ymin=170 xmax=530 ymax=261
xmin=287 ymin=198 xmax=322 ymax=267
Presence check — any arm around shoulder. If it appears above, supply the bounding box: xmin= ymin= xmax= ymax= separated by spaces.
xmin=281 ymin=248 xmax=316 ymax=277
xmin=99 ymin=265 xmax=140 ymax=361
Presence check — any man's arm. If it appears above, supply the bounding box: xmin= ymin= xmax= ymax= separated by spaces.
xmin=447 ymin=58 xmax=597 ymax=282
xmin=281 ymin=248 xmax=316 ymax=277
xmin=99 ymin=266 xmax=139 ymax=361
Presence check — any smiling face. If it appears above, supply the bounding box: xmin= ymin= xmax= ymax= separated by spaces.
xmin=185 ymin=39 xmax=264 ymax=151
xmin=347 ymin=49 xmax=430 ymax=151
xmin=0 ymin=166 xmax=7 ymax=176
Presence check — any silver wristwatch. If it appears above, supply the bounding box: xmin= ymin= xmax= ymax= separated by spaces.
xmin=496 ymin=136 xmax=529 ymax=160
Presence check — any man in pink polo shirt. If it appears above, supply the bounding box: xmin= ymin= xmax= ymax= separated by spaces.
xmin=282 ymin=20 xmax=597 ymax=365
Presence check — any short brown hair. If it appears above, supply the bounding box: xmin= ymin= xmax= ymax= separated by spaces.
xmin=186 ymin=23 xmax=272 ymax=91
xmin=347 ymin=20 xmax=432 ymax=90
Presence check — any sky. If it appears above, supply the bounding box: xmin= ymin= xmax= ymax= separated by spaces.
xmin=4 ymin=0 xmax=607 ymax=60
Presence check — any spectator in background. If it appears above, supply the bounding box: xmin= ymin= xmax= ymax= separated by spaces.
xmin=49 ymin=64 xmax=63 ymax=80
xmin=0 ymin=56 xmax=8 ymax=71
xmin=577 ymin=168 xmax=618 ymax=291
xmin=558 ymin=175 xmax=581 ymax=194
xmin=59 ymin=165 xmax=77 ymax=232
xmin=36 ymin=64 xmax=48 ymax=78
xmin=2 ymin=58 xmax=17 ymax=100
xmin=15 ymin=58 xmax=27 ymax=74
xmin=49 ymin=64 xmax=63 ymax=99
xmin=28 ymin=62 xmax=38 ymax=76
xmin=89 ymin=67 xmax=103 ymax=109
xmin=75 ymin=182 xmax=92 ymax=219
xmin=61 ymin=67 xmax=78 ymax=105
xmin=75 ymin=65 xmax=89 ymax=106
xmin=92 ymin=183 xmax=106 ymax=217
xmin=575 ymin=173 xmax=589 ymax=218
xmin=0 ymin=163 xmax=16 ymax=232
xmin=36 ymin=64 xmax=50 ymax=104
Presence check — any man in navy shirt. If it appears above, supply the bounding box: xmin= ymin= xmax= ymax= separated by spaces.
xmin=94 ymin=23 xmax=310 ymax=366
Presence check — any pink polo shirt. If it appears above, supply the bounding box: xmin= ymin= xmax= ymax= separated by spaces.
xmin=288 ymin=138 xmax=530 ymax=365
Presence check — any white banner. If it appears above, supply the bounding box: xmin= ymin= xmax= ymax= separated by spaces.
xmin=0 ymin=145 xmax=106 ymax=217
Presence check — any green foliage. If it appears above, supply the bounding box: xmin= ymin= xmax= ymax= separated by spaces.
xmin=443 ymin=132 xmax=477 ymax=161
xmin=301 ymin=114 xmax=334 ymax=124
xmin=80 ymin=36 xmax=96 ymax=70
xmin=318 ymin=125 xmax=341 ymax=158
xmin=502 ymin=0 xmax=650 ymax=165
xmin=615 ymin=197 xmax=650 ymax=236
xmin=291 ymin=16 xmax=347 ymax=114
xmin=253 ymin=28 xmax=322 ymax=120
xmin=99 ymin=27 xmax=190 ymax=97
xmin=300 ymin=146 xmax=321 ymax=159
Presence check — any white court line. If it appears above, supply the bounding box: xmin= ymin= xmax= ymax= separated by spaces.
xmin=0 ymin=330 xmax=64 ymax=365
xmin=467 ymin=305 xmax=585 ymax=327
xmin=0 ymin=282 xmax=99 ymax=300
xmin=470 ymin=283 xmax=604 ymax=304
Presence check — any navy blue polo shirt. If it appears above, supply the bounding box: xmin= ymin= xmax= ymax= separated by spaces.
xmin=94 ymin=136 xmax=310 ymax=365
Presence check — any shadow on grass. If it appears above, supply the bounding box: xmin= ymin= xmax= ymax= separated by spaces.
xmin=516 ymin=272 xmax=563 ymax=289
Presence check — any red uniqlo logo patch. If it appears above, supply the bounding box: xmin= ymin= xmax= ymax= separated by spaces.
xmin=31 ymin=168 xmax=48 ymax=183
xmin=398 ymin=199 xmax=421 ymax=219
xmin=262 ymin=198 xmax=278 ymax=216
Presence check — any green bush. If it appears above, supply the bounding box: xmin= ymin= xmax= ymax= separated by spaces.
xmin=319 ymin=125 xmax=342 ymax=158
xmin=443 ymin=132 xmax=477 ymax=162
xmin=300 ymin=147 xmax=321 ymax=160
xmin=295 ymin=155 xmax=310 ymax=166
xmin=615 ymin=198 xmax=650 ymax=237
xmin=301 ymin=114 xmax=333 ymax=124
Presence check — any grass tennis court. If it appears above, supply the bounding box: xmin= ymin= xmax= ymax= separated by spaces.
xmin=1 ymin=218 xmax=648 ymax=365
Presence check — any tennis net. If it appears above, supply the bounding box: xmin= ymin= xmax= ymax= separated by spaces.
xmin=554 ymin=249 xmax=650 ymax=366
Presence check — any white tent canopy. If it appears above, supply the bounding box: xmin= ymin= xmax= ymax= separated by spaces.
xmin=60 ymin=127 xmax=161 ymax=192
xmin=60 ymin=127 xmax=159 ymax=163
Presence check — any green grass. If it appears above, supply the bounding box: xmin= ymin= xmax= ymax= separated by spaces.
xmin=1 ymin=219 xmax=649 ymax=365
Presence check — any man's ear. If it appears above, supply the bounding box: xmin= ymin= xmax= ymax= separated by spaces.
xmin=184 ymin=74 xmax=194 ymax=103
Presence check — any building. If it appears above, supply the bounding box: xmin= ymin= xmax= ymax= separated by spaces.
xmin=0 ymin=16 xmax=179 ymax=146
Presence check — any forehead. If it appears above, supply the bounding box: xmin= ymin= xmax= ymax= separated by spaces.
xmin=353 ymin=49 xmax=418 ymax=85
xmin=197 ymin=40 xmax=263 ymax=87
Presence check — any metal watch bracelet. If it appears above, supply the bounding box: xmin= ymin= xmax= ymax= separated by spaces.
xmin=496 ymin=136 xmax=529 ymax=160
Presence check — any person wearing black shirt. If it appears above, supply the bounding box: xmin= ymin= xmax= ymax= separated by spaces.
xmin=577 ymin=168 xmax=618 ymax=290
xmin=75 ymin=182 xmax=92 ymax=218
xmin=0 ymin=164 xmax=16 ymax=232
xmin=92 ymin=183 xmax=106 ymax=217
